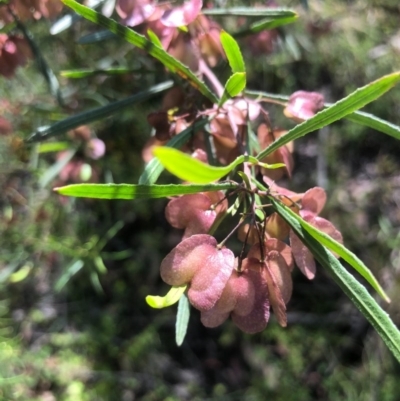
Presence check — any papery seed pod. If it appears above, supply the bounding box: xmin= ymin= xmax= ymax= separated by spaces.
xmin=165 ymin=191 xmax=226 ymax=239
xmin=201 ymin=268 xmax=256 ymax=328
xmin=160 ymin=234 xmax=235 ymax=311
xmin=284 ymin=91 xmax=324 ymax=123
xmin=231 ymin=263 xmax=270 ymax=334
xmin=188 ymin=247 xmax=235 ymax=311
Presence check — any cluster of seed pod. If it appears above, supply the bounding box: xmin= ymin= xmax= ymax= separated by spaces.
xmin=159 ymin=185 xmax=342 ymax=333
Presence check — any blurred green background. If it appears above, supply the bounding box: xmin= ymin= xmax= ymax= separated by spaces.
xmin=1 ymin=0 xmax=400 ymax=400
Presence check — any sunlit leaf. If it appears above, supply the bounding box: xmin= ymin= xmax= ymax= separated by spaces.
xmin=271 ymin=198 xmax=390 ymax=302
xmin=27 ymin=81 xmax=173 ymax=142
xmin=257 ymin=72 xmax=400 ymax=160
xmin=344 ymin=110 xmax=400 ymax=141
xmin=138 ymin=119 xmax=208 ymax=185
xmin=62 ymin=0 xmax=218 ymax=103
xmin=154 ymin=147 xmax=257 ymax=184
xmin=176 ymin=293 xmax=190 ymax=346
xmin=146 ymin=285 xmax=187 ymax=309
xmin=37 ymin=141 xmax=70 ymax=153
xmin=220 ymin=31 xmax=245 ymax=73
xmin=270 ymin=196 xmax=400 ymax=363
xmin=147 ymin=29 xmax=163 ymax=47
xmin=9 ymin=264 xmax=32 ymax=283
xmin=219 ymin=72 xmax=247 ymax=106
xmin=54 ymin=182 xmax=237 ymax=199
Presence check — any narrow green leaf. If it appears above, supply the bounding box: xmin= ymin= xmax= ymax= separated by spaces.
xmin=220 ymin=31 xmax=245 ymax=73
xmin=254 ymin=72 xmax=400 ymax=160
xmin=234 ymin=15 xmax=298 ymax=38
xmin=27 ymin=81 xmax=173 ymax=142
xmin=344 ymin=110 xmax=400 ymax=141
xmin=138 ymin=119 xmax=208 ymax=185
xmin=147 ymin=29 xmax=163 ymax=48
xmin=55 ymin=259 xmax=84 ymax=292
xmin=219 ymin=72 xmax=247 ymax=106
xmin=154 ymin=147 xmax=255 ymax=184
xmin=54 ymin=182 xmax=237 ymax=199
xmin=37 ymin=141 xmax=70 ymax=153
xmin=14 ymin=16 xmax=64 ymax=106
xmin=246 ymin=90 xmax=400 ymax=141
xmin=77 ymin=29 xmax=117 ymax=44
xmin=146 ymin=285 xmax=187 ymax=309
xmin=62 ymin=0 xmax=218 ymax=104
xmin=39 ymin=149 xmax=76 ymax=188
xmin=60 ymin=67 xmax=134 ymax=78
xmin=176 ymin=293 xmax=190 ymax=346
xmin=271 ymin=198 xmax=390 ymax=303
xmin=203 ymin=8 xmax=297 ymax=18
xmin=270 ymin=197 xmax=400 ymax=363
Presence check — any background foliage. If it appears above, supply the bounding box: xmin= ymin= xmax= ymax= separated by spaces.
xmin=1 ymin=0 xmax=400 ymax=400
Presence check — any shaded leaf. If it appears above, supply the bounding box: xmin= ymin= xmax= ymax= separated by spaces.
xmin=27 ymin=81 xmax=173 ymax=142
xmin=60 ymin=67 xmax=134 ymax=78
xmin=54 ymin=182 xmax=237 ymax=199
xmin=234 ymin=15 xmax=298 ymax=38
xmin=176 ymin=293 xmax=190 ymax=346
xmin=55 ymin=259 xmax=84 ymax=292
xmin=77 ymin=30 xmax=117 ymax=44
xmin=62 ymin=0 xmax=218 ymax=103
xmin=203 ymin=8 xmax=297 ymax=18
xmin=146 ymin=285 xmax=187 ymax=309
xmin=39 ymin=149 xmax=76 ymax=188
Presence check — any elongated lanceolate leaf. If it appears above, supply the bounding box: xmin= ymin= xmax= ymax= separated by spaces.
xmin=271 ymin=198 xmax=390 ymax=303
xmin=220 ymin=31 xmax=245 ymax=73
xmin=138 ymin=119 xmax=209 ymax=185
xmin=203 ymin=8 xmax=297 ymax=18
xmin=62 ymin=0 xmax=218 ymax=104
xmin=246 ymin=89 xmax=400 ymax=140
xmin=54 ymin=182 xmax=237 ymax=199
xmin=78 ymin=30 xmax=117 ymax=44
xmin=146 ymin=285 xmax=187 ymax=309
xmin=234 ymin=15 xmax=298 ymax=38
xmin=27 ymin=81 xmax=173 ymax=142
xmin=60 ymin=67 xmax=134 ymax=78
xmin=219 ymin=72 xmax=246 ymax=106
xmin=270 ymin=197 xmax=400 ymax=363
xmin=37 ymin=141 xmax=70 ymax=153
xmin=154 ymin=147 xmax=257 ymax=184
xmin=255 ymin=72 xmax=400 ymax=159
xmin=176 ymin=293 xmax=190 ymax=346
xmin=344 ymin=110 xmax=400 ymax=140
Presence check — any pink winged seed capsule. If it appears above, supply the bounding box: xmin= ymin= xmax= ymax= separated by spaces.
xmin=160 ymin=234 xmax=235 ymax=311
xmin=290 ymin=187 xmax=343 ymax=279
xmin=165 ymin=192 xmax=227 ymax=239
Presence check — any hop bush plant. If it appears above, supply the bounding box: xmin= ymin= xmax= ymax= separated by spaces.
xmin=4 ymin=0 xmax=400 ymax=363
